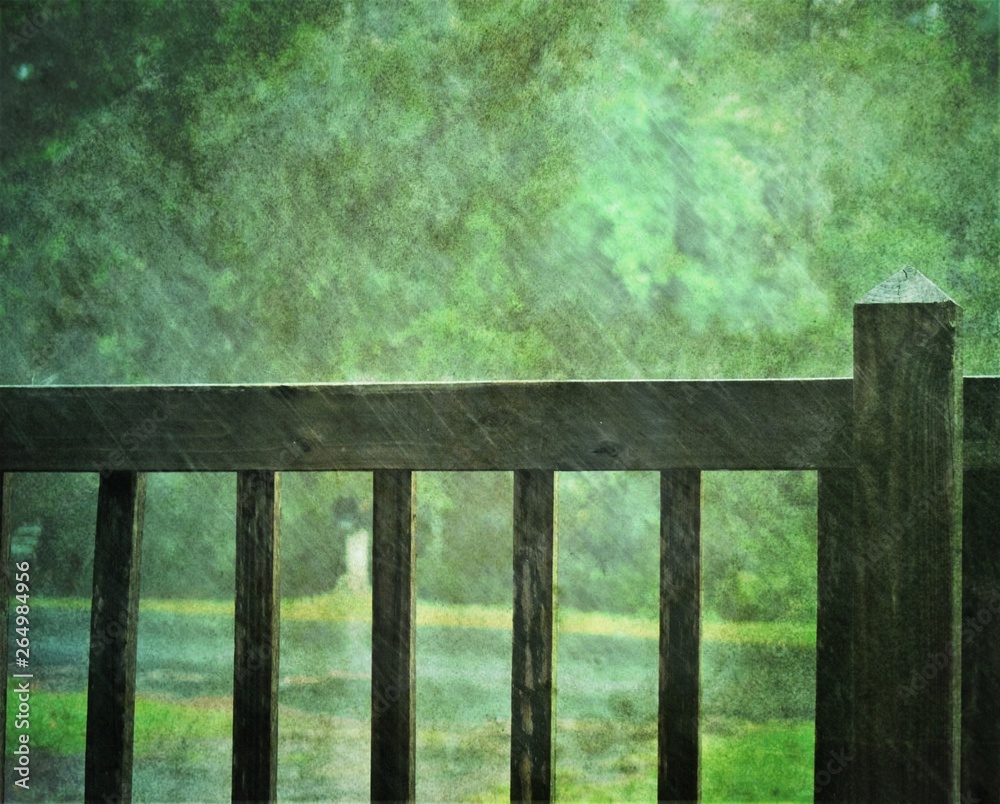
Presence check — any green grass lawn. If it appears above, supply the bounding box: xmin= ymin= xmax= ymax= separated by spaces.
xmin=9 ymin=594 xmax=816 ymax=801
xmin=5 ymin=690 xmax=813 ymax=801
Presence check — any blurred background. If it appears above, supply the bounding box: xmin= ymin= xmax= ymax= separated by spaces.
xmin=1 ymin=0 xmax=997 ymax=799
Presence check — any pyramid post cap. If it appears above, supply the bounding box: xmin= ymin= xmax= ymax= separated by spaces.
xmin=857 ymin=267 xmax=957 ymax=305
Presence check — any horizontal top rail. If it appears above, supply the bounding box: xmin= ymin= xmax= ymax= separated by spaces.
xmin=0 ymin=376 xmax=996 ymax=472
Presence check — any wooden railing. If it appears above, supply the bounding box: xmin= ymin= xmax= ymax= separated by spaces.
xmin=0 ymin=268 xmax=997 ymax=802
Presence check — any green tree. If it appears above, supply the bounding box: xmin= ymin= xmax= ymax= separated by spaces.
xmin=1 ymin=0 xmax=995 ymax=614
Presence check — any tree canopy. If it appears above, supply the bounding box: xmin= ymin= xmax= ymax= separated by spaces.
xmin=1 ymin=0 xmax=996 ymax=615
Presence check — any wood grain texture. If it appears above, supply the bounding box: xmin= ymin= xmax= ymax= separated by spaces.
xmin=814 ymin=468 xmax=856 ymax=801
xmin=232 ymin=470 xmax=281 ymax=804
xmin=85 ymin=470 xmax=146 ymax=804
xmin=0 ymin=473 xmax=11 ymax=789
xmin=657 ymin=470 xmax=701 ymax=803
xmin=2 ymin=377 xmax=996 ymax=472
xmin=961 ymin=470 xmax=1000 ymax=804
xmin=964 ymin=375 xmax=1000 ymax=469
xmin=0 ymin=379 xmax=856 ymax=472
xmin=511 ymin=470 xmax=556 ymax=803
xmin=370 ymin=469 xmax=416 ymax=803
xmin=850 ymin=268 xmax=962 ymax=801
xmin=858 ymin=267 xmax=953 ymax=304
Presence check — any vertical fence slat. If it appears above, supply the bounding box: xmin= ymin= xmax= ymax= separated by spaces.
xmin=814 ymin=467 xmax=856 ymax=800
xmin=851 ymin=268 xmax=962 ymax=800
xmin=233 ymin=470 xmax=281 ymax=803
xmin=85 ymin=470 xmax=146 ymax=803
xmin=961 ymin=469 xmax=1000 ymax=803
xmin=371 ymin=469 xmax=416 ymax=803
xmin=658 ymin=469 xmax=701 ymax=802
xmin=0 ymin=473 xmax=12 ymax=788
xmin=511 ymin=469 xmax=556 ymax=803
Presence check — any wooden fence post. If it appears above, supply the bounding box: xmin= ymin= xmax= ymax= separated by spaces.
xmin=233 ymin=470 xmax=281 ymax=803
xmin=961 ymin=468 xmax=1000 ymax=802
xmin=511 ymin=470 xmax=557 ymax=803
xmin=85 ymin=470 xmax=146 ymax=804
xmin=849 ymin=268 xmax=962 ymax=800
xmin=371 ymin=469 xmax=416 ymax=803
xmin=658 ymin=469 xmax=701 ymax=802
xmin=814 ymin=468 xmax=856 ymax=800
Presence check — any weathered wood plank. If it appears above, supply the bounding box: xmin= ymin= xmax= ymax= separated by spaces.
xmin=370 ymin=469 xmax=416 ymax=803
xmin=1 ymin=377 xmax=997 ymax=472
xmin=232 ymin=470 xmax=281 ymax=803
xmin=657 ymin=470 xmax=701 ymax=802
xmin=0 ymin=379 xmax=856 ymax=472
xmin=961 ymin=470 xmax=1000 ymax=803
xmin=511 ymin=470 xmax=556 ymax=803
xmin=814 ymin=468 xmax=856 ymax=801
xmin=85 ymin=470 xmax=146 ymax=803
xmin=964 ymin=375 xmax=1000 ymax=469
xmin=0 ymin=473 xmax=12 ymax=789
xmin=849 ymin=268 xmax=962 ymax=801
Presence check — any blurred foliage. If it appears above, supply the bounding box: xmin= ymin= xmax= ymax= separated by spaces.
xmin=1 ymin=0 xmax=996 ymax=618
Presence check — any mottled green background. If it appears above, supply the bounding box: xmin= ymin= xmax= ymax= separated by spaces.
xmin=1 ymin=0 xmax=996 ymax=800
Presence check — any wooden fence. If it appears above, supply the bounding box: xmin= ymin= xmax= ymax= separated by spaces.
xmin=0 ymin=268 xmax=997 ymax=802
